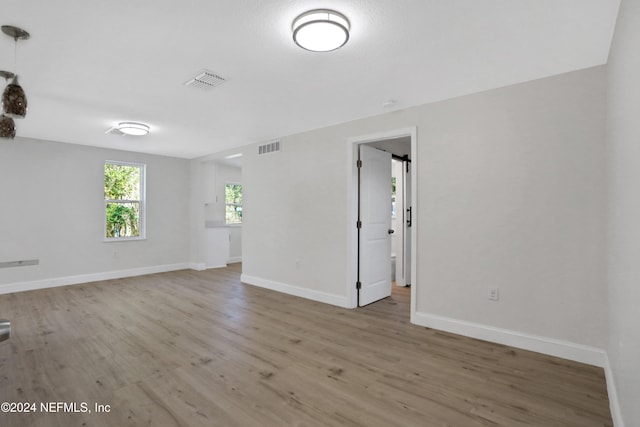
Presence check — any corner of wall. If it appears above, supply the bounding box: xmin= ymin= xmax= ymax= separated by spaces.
xmin=189 ymin=262 xmax=207 ymax=271
xmin=240 ymin=274 xmax=351 ymax=308
xmin=603 ymin=353 xmax=626 ymax=427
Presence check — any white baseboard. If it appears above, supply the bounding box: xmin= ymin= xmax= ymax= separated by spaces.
xmin=189 ymin=262 xmax=207 ymax=271
xmin=0 ymin=263 xmax=190 ymax=295
xmin=603 ymin=353 xmax=625 ymax=427
xmin=240 ymin=274 xmax=350 ymax=308
xmin=412 ymin=311 xmax=606 ymax=367
xmin=0 ymin=266 xmax=624 ymax=425
xmin=206 ymin=264 xmax=228 ymax=269
xmin=227 ymin=256 xmax=242 ymax=264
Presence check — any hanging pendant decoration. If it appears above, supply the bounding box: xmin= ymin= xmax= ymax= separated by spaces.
xmin=1 ymin=25 xmax=30 ymax=138
xmin=0 ymin=71 xmax=16 ymax=138
xmin=0 ymin=114 xmax=16 ymax=139
xmin=2 ymin=76 xmax=27 ymax=118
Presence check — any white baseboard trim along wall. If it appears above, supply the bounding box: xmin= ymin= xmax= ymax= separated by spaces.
xmin=240 ymin=274 xmax=350 ymax=308
xmin=0 ymin=263 xmax=191 ymax=295
xmin=603 ymin=354 xmax=625 ymax=427
xmin=0 ymin=267 xmax=623 ymax=426
xmin=188 ymin=262 xmax=207 ymax=271
xmin=413 ymin=311 xmax=606 ymax=366
xmin=235 ymin=277 xmax=623 ymax=425
xmin=413 ymin=311 xmax=624 ymax=426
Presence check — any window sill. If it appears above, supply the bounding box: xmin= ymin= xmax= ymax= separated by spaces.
xmin=104 ymin=236 xmax=147 ymax=243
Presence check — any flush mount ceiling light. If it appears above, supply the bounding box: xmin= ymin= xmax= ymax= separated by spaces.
xmin=117 ymin=122 xmax=150 ymax=136
xmin=292 ymin=9 xmax=350 ymax=52
xmin=2 ymin=25 xmax=30 ymax=119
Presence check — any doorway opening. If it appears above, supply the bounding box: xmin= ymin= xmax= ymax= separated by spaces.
xmin=201 ymin=153 xmax=243 ymax=270
xmin=347 ymin=128 xmax=417 ymax=319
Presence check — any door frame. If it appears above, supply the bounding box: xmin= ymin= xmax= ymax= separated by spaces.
xmin=346 ymin=127 xmax=417 ymax=321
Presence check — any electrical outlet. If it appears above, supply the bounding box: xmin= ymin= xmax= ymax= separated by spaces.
xmin=488 ymin=287 xmax=499 ymax=301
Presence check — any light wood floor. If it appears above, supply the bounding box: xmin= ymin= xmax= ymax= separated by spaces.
xmin=0 ymin=265 xmax=612 ymax=426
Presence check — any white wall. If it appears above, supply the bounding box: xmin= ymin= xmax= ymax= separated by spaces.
xmin=228 ymin=227 xmax=242 ymax=263
xmin=606 ymin=0 xmax=640 ymax=424
xmin=189 ymin=159 xmax=206 ymax=269
xmin=0 ymin=137 xmax=190 ymax=291
xmin=242 ymin=130 xmax=351 ymax=306
xmin=415 ymin=68 xmax=607 ymax=351
xmin=242 ymin=65 xmax=607 ymax=353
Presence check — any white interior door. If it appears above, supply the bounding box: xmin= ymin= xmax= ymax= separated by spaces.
xmin=358 ymin=145 xmax=392 ymax=306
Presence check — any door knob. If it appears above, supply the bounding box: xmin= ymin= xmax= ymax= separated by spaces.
xmin=388 ymin=229 xmax=395 ymax=234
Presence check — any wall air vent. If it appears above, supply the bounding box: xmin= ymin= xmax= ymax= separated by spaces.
xmin=185 ymin=70 xmax=226 ymax=89
xmin=258 ymin=140 xmax=280 ymax=155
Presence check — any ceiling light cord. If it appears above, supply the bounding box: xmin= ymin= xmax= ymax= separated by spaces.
xmin=13 ymin=38 xmax=18 ymax=76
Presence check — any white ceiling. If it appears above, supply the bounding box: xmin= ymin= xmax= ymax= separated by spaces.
xmin=2 ymin=0 xmax=620 ymax=159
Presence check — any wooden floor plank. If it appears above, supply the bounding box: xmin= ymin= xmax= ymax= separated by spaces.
xmin=0 ymin=264 xmax=612 ymax=426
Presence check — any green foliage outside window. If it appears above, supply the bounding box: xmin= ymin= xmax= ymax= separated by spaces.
xmin=105 ymin=163 xmax=142 ymax=238
xmin=225 ymin=183 xmax=243 ymax=224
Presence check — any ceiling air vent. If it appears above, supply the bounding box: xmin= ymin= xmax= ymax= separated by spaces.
xmin=258 ymin=140 xmax=280 ymax=155
xmin=185 ymin=70 xmax=226 ymax=89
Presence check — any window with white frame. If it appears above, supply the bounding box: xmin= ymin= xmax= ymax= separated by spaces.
xmin=225 ymin=183 xmax=242 ymax=224
xmin=104 ymin=161 xmax=145 ymax=239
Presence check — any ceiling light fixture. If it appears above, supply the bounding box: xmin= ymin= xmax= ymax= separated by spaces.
xmin=117 ymin=122 xmax=150 ymax=136
xmin=1 ymin=26 xmax=30 ymax=119
xmin=292 ymin=9 xmax=350 ymax=52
